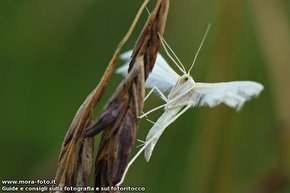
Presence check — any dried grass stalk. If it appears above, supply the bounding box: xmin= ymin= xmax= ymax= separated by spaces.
xmin=53 ymin=0 xmax=169 ymax=192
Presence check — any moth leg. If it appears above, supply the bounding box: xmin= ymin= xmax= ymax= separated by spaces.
xmin=136 ymin=139 xmax=146 ymax=148
xmin=139 ymin=111 xmax=149 ymax=119
xmin=139 ymin=87 xmax=168 ymax=119
xmin=138 ymin=103 xmax=166 ymax=119
xmin=145 ymin=7 xmax=151 ymax=15
xmin=137 ymin=139 xmax=146 ymax=143
xmin=145 ymin=117 xmax=156 ymax=125
xmin=158 ymin=33 xmax=186 ymax=73
xmin=145 ymin=87 xmax=168 ymax=102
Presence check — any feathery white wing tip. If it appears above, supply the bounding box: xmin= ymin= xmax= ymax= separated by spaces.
xmin=116 ymin=63 xmax=129 ymax=75
xmin=117 ymin=50 xmax=179 ymax=94
xmin=120 ymin=50 xmax=132 ymax=60
xmin=116 ymin=50 xmax=132 ymax=75
xmin=193 ymin=81 xmax=264 ymax=111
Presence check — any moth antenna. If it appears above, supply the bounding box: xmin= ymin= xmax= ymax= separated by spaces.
xmin=158 ymin=33 xmax=186 ymax=74
xmin=159 ymin=35 xmax=186 ymax=73
xmin=188 ymin=23 xmax=211 ymax=75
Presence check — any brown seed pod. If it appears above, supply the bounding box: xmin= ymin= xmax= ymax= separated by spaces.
xmin=53 ymin=0 xmax=169 ymax=192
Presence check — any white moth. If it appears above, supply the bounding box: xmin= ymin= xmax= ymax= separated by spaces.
xmin=116 ymin=24 xmax=264 ymax=185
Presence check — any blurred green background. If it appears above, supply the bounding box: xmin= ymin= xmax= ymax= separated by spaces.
xmin=0 ymin=0 xmax=289 ymax=193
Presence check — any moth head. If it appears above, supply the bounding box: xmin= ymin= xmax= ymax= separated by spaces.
xmin=169 ymin=74 xmax=195 ymax=99
xmin=176 ymin=74 xmax=195 ymax=91
xmin=180 ymin=74 xmax=194 ymax=83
